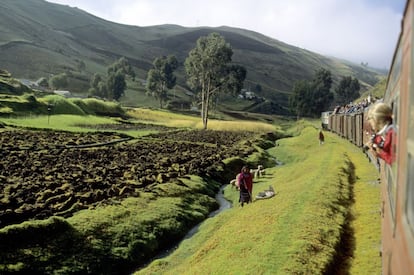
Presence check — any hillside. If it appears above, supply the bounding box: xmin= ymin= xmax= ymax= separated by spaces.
xmin=0 ymin=0 xmax=385 ymax=114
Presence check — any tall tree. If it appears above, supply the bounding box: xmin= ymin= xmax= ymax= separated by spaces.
xmin=146 ymin=55 xmax=178 ymax=108
xmin=335 ymin=76 xmax=361 ymax=104
xmin=88 ymin=59 xmax=129 ymax=100
xmin=310 ymin=68 xmax=334 ymax=115
xmin=185 ymin=33 xmax=235 ymax=129
xmin=107 ymin=70 xmax=126 ymax=101
xmin=210 ymin=64 xmax=247 ymax=111
xmin=289 ymin=80 xmax=311 ymax=119
xmin=220 ymin=65 xmax=247 ymax=95
xmin=108 ymin=57 xmax=136 ymax=80
xmin=89 ymin=73 xmax=107 ymax=98
xmin=76 ymin=60 xmax=86 ymax=72
xmin=289 ymin=68 xmax=334 ymax=118
xmin=49 ymin=73 xmax=68 ymax=90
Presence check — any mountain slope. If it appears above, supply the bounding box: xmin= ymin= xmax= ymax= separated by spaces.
xmin=0 ymin=0 xmax=384 ymax=114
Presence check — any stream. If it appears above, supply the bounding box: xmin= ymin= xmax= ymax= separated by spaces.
xmin=136 ymin=184 xmax=232 ymax=271
xmin=182 ymin=184 xmax=232 ymax=239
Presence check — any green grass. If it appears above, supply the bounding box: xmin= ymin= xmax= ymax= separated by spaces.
xmin=0 ymin=104 xmax=282 ymax=140
xmin=75 ymin=98 xmax=125 ymax=116
xmin=127 ymin=107 xmax=280 ymax=132
xmin=38 ymin=95 xmax=86 ymax=115
xmin=0 ymin=113 xmax=172 ymax=138
xmin=0 ymin=176 xmax=221 ymax=274
xmin=135 ymin=125 xmax=380 ymax=274
xmin=348 ymin=153 xmax=382 ymax=274
xmin=1 ymin=114 xmax=117 ymax=132
xmin=67 ymin=175 xmax=221 ymax=272
xmin=359 ymin=76 xmax=386 ymax=101
xmin=0 ymin=92 xmax=126 ymax=118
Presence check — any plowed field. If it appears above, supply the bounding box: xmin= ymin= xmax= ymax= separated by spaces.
xmin=0 ymin=129 xmax=257 ymax=228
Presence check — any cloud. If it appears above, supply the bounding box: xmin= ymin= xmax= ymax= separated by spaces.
xmin=47 ymin=0 xmax=404 ymax=68
xmin=258 ymin=0 xmax=402 ymax=68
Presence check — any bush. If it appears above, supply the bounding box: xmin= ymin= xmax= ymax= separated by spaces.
xmin=40 ymin=95 xmax=85 ymax=115
xmin=80 ymin=98 xmax=125 ymax=117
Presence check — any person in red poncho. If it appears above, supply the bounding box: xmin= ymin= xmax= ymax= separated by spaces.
xmin=237 ymin=166 xmax=253 ymax=206
xmin=366 ymin=102 xmax=395 ymax=165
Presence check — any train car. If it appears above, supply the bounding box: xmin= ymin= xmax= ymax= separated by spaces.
xmin=355 ymin=113 xmax=364 ymax=147
xmin=321 ymin=111 xmax=332 ymax=129
xmin=326 ymin=1 xmax=414 ymax=273
xmin=379 ymin=0 xmax=414 ymax=273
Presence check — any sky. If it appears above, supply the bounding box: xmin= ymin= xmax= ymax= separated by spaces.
xmin=46 ymin=0 xmax=406 ymax=69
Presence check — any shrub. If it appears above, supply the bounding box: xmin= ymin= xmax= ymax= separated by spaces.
xmin=80 ymin=98 xmax=125 ymax=117
xmin=39 ymin=95 xmax=85 ymax=115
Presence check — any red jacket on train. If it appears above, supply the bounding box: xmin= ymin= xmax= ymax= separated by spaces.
xmin=373 ymin=124 xmax=395 ymax=165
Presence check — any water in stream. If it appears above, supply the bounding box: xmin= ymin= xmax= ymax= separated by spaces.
xmin=136 ymin=184 xmax=232 ymax=271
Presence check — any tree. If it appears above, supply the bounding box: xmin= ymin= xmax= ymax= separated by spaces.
xmin=289 ymin=68 xmax=334 ymax=118
xmin=108 ymin=57 xmax=136 ymax=80
xmin=90 ymin=73 xmax=103 ymax=90
xmin=220 ymin=65 xmax=247 ymax=95
xmin=210 ymin=64 xmax=247 ymax=111
xmin=335 ymin=76 xmax=361 ymax=104
xmin=36 ymin=77 xmax=49 ymax=88
xmin=76 ymin=60 xmax=86 ymax=72
xmin=88 ymin=58 xmax=129 ymax=100
xmin=107 ymin=70 xmax=126 ymax=101
xmin=146 ymin=55 xmax=178 ymax=108
xmin=289 ymin=80 xmax=311 ymax=119
xmin=49 ymin=73 xmax=68 ymax=90
xmin=309 ymin=68 xmax=334 ymax=115
xmin=89 ymin=73 xmax=107 ymax=98
xmin=185 ymin=32 xmax=237 ymax=129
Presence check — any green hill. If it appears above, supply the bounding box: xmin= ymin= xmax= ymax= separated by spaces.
xmin=0 ymin=0 xmax=385 ymax=114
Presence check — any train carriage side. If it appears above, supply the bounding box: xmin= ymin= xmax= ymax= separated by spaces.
xmin=380 ymin=0 xmax=414 ymax=273
xmin=355 ymin=113 xmax=364 ymax=147
xmin=327 ymin=112 xmax=361 ymax=146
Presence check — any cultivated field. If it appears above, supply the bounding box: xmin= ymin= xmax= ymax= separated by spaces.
xmin=0 ymin=123 xmax=271 ymax=274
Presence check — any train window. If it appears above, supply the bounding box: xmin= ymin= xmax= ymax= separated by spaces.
xmin=407 ymin=68 xmax=414 ymax=232
xmin=407 ymin=154 xmax=414 ymax=232
xmin=407 ymin=73 xmax=414 ymax=231
xmin=387 ymin=166 xmax=396 ymax=219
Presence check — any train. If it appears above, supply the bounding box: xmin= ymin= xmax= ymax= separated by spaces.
xmin=325 ymin=1 xmax=414 ymax=273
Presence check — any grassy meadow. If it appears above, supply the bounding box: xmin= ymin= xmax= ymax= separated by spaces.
xmin=127 ymin=108 xmax=279 ymax=132
xmin=2 ymin=107 xmax=279 ymax=139
xmin=2 ymin=114 xmax=115 ymax=131
xmin=1 ymin=92 xmax=279 ymax=134
xmin=136 ymin=125 xmax=381 ymax=274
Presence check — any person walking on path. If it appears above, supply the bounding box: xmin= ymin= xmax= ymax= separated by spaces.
xmin=319 ymin=130 xmax=325 ymax=145
xmin=238 ymin=166 xmax=253 ymax=206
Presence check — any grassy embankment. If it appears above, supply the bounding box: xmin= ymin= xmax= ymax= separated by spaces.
xmin=0 ymin=94 xmax=124 ymax=117
xmin=136 ymin=124 xmax=381 ymax=274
